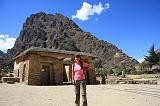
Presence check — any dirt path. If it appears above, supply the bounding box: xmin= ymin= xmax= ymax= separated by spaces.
xmin=0 ymin=83 xmax=160 ymax=106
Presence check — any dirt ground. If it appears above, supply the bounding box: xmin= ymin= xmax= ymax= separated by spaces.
xmin=0 ymin=83 xmax=160 ymax=106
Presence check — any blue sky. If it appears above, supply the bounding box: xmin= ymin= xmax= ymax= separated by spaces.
xmin=0 ymin=0 xmax=160 ymax=62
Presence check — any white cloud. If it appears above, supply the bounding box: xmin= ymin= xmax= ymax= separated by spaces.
xmin=72 ymin=2 xmax=93 ymax=21
xmin=72 ymin=2 xmax=110 ymax=21
xmin=0 ymin=34 xmax=8 ymax=39
xmin=105 ymin=3 xmax=110 ymax=9
xmin=0 ymin=34 xmax=16 ymax=53
xmin=138 ymin=58 xmax=145 ymax=63
xmin=93 ymin=2 xmax=104 ymax=15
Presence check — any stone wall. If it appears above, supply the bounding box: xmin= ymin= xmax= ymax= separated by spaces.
xmin=53 ymin=60 xmax=63 ymax=84
xmin=88 ymin=70 xmax=96 ymax=84
xmin=14 ymin=55 xmax=29 ymax=84
xmin=28 ymin=54 xmax=41 ymax=85
xmin=28 ymin=53 xmax=64 ymax=85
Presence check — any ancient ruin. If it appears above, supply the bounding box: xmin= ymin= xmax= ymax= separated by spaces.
xmin=13 ymin=47 xmax=97 ymax=85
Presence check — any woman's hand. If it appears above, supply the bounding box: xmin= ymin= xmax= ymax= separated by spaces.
xmin=83 ymin=62 xmax=92 ymax=70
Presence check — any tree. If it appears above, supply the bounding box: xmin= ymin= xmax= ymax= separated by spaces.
xmin=112 ymin=65 xmax=123 ymax=76
xmin=145 ymin=45 xmax=159 ymax=66
xmin=96 ymin=68 xmax=107 ymax=77
xmin=107 ymin=68 xmax=114 ymax=74
xmin=139 ymin=62 xmax=150 ymax=73
xmin=93 ymin=59 xmax=103 ymax=77
xmin=2 ymin=61 xmax=14 ymax=72
xmin=93 ymin=59 xmax=103 ymax=69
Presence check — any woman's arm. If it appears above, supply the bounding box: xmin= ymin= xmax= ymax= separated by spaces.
xmin=83 ymin=62 xmax=92 ymax=70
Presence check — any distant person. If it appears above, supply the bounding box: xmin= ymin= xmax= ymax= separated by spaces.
xmin=72 ymin=54 xmax=91 ymax=106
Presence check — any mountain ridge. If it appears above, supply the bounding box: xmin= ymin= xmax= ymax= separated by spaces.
xmin=9 ymin=12 xmax=138 ymax=69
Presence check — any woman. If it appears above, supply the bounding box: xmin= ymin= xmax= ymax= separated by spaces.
xmin=72 ymin=54 xmax=91 ymax=106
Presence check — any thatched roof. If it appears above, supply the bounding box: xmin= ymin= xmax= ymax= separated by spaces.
xmin=13 ymin=47 xmax=98 ymax=60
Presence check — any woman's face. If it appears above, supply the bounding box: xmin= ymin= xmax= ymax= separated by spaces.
xmin=75 ymin=57 xmax=80 ymax=63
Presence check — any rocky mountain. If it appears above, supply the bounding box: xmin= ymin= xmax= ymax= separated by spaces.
xmin=156 ymin=48 xmax=160 ymax=54
xmin=0 ymin=50 xmax=6 ymax=59
xmin=9 ymin=12 xmax=138 ymax=69
xmin=0 ymin=50 xmax=5 ymax=68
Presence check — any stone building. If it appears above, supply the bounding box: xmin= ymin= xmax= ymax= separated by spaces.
xmin=13 ymin=47 xmax=97 ymax=85
xmin=0 ymin=56 xmax=4 ymax=69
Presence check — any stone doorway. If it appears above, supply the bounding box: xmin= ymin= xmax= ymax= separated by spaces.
xmin=22 ymin=64 xmax=26 ymax=82
xmin=41 ymin=64 xmax=53 ymax=86
xmin=63 ymin=64 xmax=72 ymax=84
xmin=63 ymin=65 xmax=68 ymax=82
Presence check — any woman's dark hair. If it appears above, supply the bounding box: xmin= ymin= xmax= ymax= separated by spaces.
xmin=75 ymin=54 xmax=82 ymax=60
xmin=74 ymin=54 xmax=84 ymax=69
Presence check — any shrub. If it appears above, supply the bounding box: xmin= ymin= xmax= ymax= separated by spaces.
xmin=107 ymin=69 xmax=114 ymax=74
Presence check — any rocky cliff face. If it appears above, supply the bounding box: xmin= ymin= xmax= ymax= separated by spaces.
xmin=9 ymin=12 xmax=138 ymax=68
xmin=0 ymin=50 xmax=5 ymax=68
xmin=0 ymin=50 xmax=5 ymax=58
